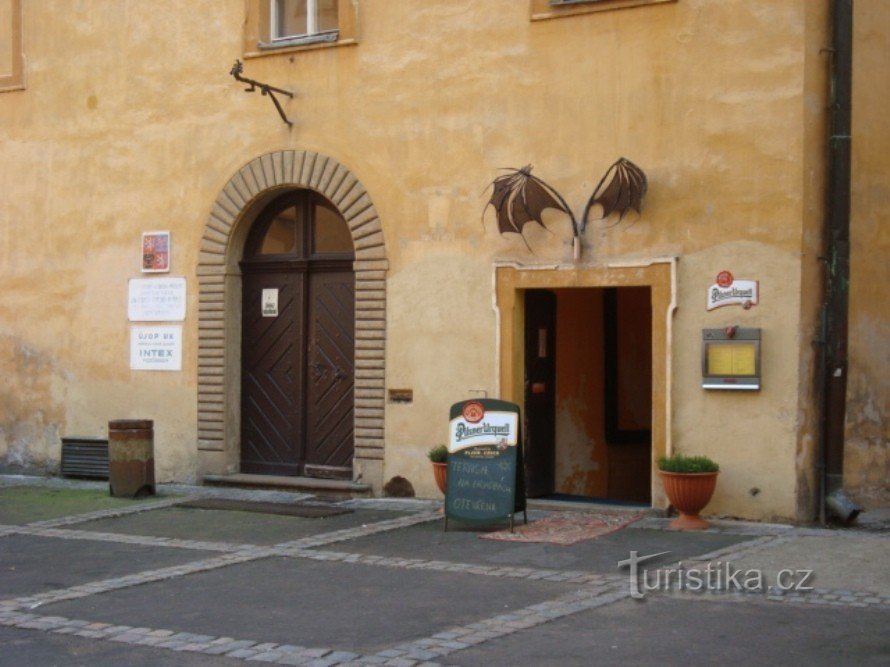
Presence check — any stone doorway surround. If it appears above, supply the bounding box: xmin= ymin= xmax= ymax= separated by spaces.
xmin=494 ymin=258 xmax=677 ymax=507
xmin=196 ymin=151 xmax=387 ymax=491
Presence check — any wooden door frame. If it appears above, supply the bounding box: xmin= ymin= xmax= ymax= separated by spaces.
xmin=494 ymin=259 xmax=677 ymax=508
xmin=197 ymin=151 xmax=387 ymax=492
xmin=523 ymin=289 xmax=557 ymax=498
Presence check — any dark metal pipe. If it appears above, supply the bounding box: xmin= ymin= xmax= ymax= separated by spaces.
xmin=818 ymin=0 xmax=854 ymax=524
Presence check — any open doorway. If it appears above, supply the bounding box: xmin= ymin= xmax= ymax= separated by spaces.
xmin=524 ymin=286 xmax=652 ymax=504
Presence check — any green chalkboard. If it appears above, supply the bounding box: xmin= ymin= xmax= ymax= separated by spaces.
xmin=444 ymin=399 xmax=526 ymax=530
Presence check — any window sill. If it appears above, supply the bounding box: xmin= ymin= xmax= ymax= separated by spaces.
xmin=245 ymin=36 xmax=357 ymax=60
xmin=530 ymin=0 xmax=676 ymax=21
xmin=261 ymin=30 xmax=339 ymax=50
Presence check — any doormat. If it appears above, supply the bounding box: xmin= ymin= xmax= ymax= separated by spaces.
xmin=178 ymin=498 xmax=353 ymax=519
xmin=543 ymin=493 xmax=649 ymax=508
xmin=480 ymin=511 xmax=642 ymax=545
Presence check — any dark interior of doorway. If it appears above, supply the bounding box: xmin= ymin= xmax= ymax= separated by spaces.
xmin=524 ymin=287 xmax=652 ymax=506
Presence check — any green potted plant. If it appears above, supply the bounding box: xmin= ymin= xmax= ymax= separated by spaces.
xmin=657 ymin=453 xmax=720 ymax=530
xmin=428 ymin=445 xmax=448 ymax=494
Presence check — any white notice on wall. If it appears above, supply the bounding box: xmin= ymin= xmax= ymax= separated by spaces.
xmin=262 ymin=288 xmax=279 ymax=317
xmin=130 ymin=326 xmax=183 ymax=371
xmin=128 ymin=277 xmax=187 ymax=321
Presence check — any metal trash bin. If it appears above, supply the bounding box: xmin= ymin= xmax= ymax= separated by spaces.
xmin=108 ymin=419 xmax=155 ymax=498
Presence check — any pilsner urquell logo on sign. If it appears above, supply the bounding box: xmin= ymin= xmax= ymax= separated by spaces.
xmin=706 ymin=270 xmax=759 ymax=311
xmin=448 ymin=403 xmax=518 ymax=453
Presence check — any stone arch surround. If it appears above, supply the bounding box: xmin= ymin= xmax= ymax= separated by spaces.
xmin=197 ymin=150 xmax=387 ymax=488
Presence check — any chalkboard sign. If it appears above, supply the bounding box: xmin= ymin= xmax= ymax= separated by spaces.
xmin=444 ymin=398 xmax=527 ymax=531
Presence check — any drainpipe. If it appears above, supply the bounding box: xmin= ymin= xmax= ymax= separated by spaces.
xmin=817 ymin=0 xmax=857 ymax=525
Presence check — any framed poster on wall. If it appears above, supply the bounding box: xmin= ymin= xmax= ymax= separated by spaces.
xmin=141 ymin=231 xmax=171 ymax=273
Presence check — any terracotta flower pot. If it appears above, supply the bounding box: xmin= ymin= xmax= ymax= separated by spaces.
xmin=659 ymin=470 xmax=719 ymax=530
xmin=432 ymin=461 xmax=448 ymax=494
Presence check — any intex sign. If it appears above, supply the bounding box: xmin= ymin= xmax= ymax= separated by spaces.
xmin=706 ymin=271 xmax=759 ymax=311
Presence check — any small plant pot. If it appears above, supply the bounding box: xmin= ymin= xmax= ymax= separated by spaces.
xmin=659 ymin=470 xmax=719 ymax=530
xmin=432 ymin=461 xmax=448 ymax=495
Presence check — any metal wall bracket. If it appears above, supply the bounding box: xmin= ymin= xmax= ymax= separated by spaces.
xmin=229 ymin=60 xmax=294 ymax=126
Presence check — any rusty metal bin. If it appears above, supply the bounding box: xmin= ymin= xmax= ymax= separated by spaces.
xmin=108 ymin=419 xmax=155 ymax=498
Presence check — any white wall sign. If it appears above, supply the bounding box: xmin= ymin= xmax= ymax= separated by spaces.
xmin=448 ymin=410 xmax=519 ymax=453
xmin=706 ymin=271 xmax=759 ymax=311
xmin=128 ymin=277 xmax=187 ymax=321
xmin=130 ymin=326 xmax=182 ymax=371
xmin=262 ymin=288 xmax=279 ymax=317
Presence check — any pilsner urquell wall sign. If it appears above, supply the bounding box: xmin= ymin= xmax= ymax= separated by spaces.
xmin=444 ymin=399 xmax=527 ymax=531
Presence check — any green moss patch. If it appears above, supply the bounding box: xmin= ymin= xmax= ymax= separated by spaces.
xmin=0 ymin=486 xmax=156 ymax=525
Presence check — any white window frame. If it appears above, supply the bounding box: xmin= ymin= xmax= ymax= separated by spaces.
xmin=1 ymin=0 xmax=25 ymax=91
xmin=268 ymin=0 xmax=338 ymax=47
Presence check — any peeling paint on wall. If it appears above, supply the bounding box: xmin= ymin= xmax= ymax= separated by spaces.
xmin=844 ymin=359 xmax=890 ymax=504
xmin=0 ymin=335 xmax=70 ymax=470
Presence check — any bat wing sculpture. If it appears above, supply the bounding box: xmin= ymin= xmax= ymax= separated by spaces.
xmin=581 ymin=157 xmax=648 ymax=230
xmin=484 ymin=165 xmax=576 ymax=249
xmin=483 ymin=158 xmax=647 ymax=259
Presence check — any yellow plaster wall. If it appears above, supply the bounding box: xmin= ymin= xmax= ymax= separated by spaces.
xmin=0 ymin=0 xmax=248 ymax=481
xmin=382 ymin=253 xmax=497 ymax=493
xmin=845 ymin=2 xmax=890 ymax=505
xmin=1 ymin=1 xmax=882 ymax=519
xmin=673 ymin=241 xmax=803 ymax=521
xmin=792 ymin=0 xmax=830 ymax=522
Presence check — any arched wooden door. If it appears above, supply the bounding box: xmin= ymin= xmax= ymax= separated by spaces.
xmin=240 ymin=190 xmax=355 ymax=479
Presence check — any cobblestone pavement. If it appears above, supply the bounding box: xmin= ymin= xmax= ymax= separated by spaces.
xmin=1 ymin=476 xmax=888 ymax=666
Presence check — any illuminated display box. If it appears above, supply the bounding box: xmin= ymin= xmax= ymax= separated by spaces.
xmin=701 ymin=328 xmax=761 ymax=390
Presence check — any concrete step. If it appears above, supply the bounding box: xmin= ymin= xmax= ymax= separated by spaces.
xmin=202 ymin=473 xmax=373 ymax=498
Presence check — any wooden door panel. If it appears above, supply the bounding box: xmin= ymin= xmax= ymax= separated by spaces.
xmin=304 ymin=271 xmax=355 ymax=478
xmin=524 ymin=289 xmax=556 ymax=497
xmin=240 ymin=190 xmax=357 ymax=479
xmin=240 ymin=270 xmax=304 ymax=475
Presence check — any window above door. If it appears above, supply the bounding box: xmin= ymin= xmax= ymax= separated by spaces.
xmin=244 ymin=189 xmax=354 ymax=262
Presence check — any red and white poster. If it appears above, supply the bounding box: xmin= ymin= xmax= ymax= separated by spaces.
xmin=141 ymin=231 xmax=171 ymax=273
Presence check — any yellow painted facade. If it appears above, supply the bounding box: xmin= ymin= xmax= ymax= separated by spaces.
xmin=1 ymin=1 xmax=886 ymax=521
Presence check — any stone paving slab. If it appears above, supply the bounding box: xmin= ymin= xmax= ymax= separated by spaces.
xmin=37 ymin=555 xmax=576 ymax=655
xmin=74 ymin=507 xmax=411 ymax=546
xmin=2 ymin=475 xmax=887 ymax=666
xmin=715 ymin=533 xmax=890 ymax=596
xmin=0 ymin=534 xmax=217 ymax=599
xmin=0 ymin=486 xmax=163 ymax=525
xmin=0 ymin=624 xmax=245 ymax=666
xmin=444 ymin=595 xmax=890 ymax=666
xmin=333 ymin=519 xmax=755 ymax=574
